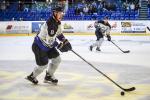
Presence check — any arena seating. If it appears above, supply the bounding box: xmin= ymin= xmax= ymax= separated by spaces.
xmin=0 ymin=2 xmax=140 ymax=21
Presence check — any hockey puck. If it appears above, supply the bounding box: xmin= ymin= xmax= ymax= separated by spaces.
xmin=121 ymin=91 xmax=125 ymax=96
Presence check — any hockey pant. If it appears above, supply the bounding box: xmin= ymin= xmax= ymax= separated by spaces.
xmin=92 ymin=38 xmax=104 ymax=48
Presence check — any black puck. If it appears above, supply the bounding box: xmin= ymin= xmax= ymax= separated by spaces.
xmin=121 ymin=91 xmax=125 ymax=96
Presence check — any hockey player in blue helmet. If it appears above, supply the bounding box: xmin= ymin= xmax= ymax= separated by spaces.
xmin=26 ymin=6 xmax=72 ymax=85
xmin=52 ymin=6 xmax=64 ymax=21
xmin=89 ymin=16 xmax=112 ymax=51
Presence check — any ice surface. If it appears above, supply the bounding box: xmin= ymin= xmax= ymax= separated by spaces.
xmin=0 ymin=35 xmax=150 ymax=67
xmin=0 ymin=35 xmax=150 ymax=100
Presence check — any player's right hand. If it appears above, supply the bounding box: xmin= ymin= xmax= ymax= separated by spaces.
xmin=57 ymin=39 xmax=72 ymax=52
xmin=106 ymin=35 xmax=111 ymax=41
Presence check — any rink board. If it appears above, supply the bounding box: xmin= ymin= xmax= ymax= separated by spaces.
xmin=0 ymin=32 xmax=150 ymax=36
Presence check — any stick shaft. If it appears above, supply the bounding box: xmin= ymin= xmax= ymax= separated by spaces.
xmin=110 ymin=41 xmax=125 ymax=52
xmin=71 ymin=49 xmax=126 ymax=91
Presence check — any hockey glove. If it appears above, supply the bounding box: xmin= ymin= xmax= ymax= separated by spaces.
xmin=58 ymin=39 xmax=72 ymax=52
xmin=106 ymin=35 xmax=111 ymax=41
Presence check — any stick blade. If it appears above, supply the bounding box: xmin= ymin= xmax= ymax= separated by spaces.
xmin=123 ymin=87 xmax=136 ymax=92
xmin=123 ymin=50 xmax=130 ymax=53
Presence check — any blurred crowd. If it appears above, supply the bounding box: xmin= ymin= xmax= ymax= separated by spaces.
xmin=1 ymin=0 xmax=150 ymax=21
xmin=0 ymin=0 xmax=140 ymax=12
xmin=74 ymin=0 xmax=140 ymax=16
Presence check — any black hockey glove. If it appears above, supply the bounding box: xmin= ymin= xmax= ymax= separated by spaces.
xmin=106 ymin=35 xmax=111 ymax=41
xmin=57 ymin=39 xmax=72 ymax=52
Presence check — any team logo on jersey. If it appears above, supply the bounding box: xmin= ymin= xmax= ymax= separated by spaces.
xmin=50 ymin=30 xmax=55 ymax=35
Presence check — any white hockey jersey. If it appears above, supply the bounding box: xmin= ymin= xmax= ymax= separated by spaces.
xmin=34 ymin=17 xmax=65 ymax=51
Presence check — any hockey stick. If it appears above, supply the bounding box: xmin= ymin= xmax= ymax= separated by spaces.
xmin=71 ymin=49 xmax=135 ymax=92
xmin=147 ymin=26 xmax=150 ymax=31
xmin=110 ymin=40 xmax=130 ymax=53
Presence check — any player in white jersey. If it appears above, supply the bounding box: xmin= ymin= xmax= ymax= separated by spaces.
xmin=90 ymin=16 xmax=111 ymax=52
xmin=26 ymin=6 xmax=72 ymax=85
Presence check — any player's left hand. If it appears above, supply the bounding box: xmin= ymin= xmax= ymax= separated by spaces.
xmin=106 ymin=35 xmax=111 ymax=41
xmin=58 ymin=39 xmax=72 ymax=52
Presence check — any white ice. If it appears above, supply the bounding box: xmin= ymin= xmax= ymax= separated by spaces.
xmin=0 ymin=35 xmax=150 ymax=68
xmin=0 ymin=35 xmax=150 ymax=100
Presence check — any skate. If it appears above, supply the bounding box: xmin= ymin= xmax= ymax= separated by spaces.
xmin=25 ymin=72 xmax=38 ymax=85
xmin=44 ymin=71 xmax=58 ymax=85
xmin=89 ymin=45 xmax=93 ymax=51
xmin=96 ymin=47 xmax=101 ymax=51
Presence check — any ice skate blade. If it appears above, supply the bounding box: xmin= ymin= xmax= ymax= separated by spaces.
xmin=43 ymin=80 xmax=58 ymax=85
xmin=25 ymin=77 xmax=38 ymax=85
xmin=95 ymin=50 xmax=101 ymax=52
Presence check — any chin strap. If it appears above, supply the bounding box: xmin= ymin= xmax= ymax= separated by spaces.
xmin=53 ymin=12 xmax=57 ymax=21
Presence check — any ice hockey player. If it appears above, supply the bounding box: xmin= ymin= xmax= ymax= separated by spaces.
xmin=89 ymin=16 xmax=111 ymax=51
xmin=26 ymin=6 xmax=72 ymax=85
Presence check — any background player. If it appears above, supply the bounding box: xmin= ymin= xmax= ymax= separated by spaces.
xmin=89 ymin=16 xmax=112 ymax=52
xmin=26 ymin=6 xmax=72 ymax=85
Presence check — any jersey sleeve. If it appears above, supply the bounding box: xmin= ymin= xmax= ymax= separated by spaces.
xmin=38 ymin=22 xmax=48 ymax=43
xmin=107 ymin=23 xmax=111 ymax=29
xmin=105 ymin=26 xmax=111 ymax=35
xmin=94 ymin=21 xmax=99 ymax=28
xmin=56 ymin=25 xmax=66 ymax=42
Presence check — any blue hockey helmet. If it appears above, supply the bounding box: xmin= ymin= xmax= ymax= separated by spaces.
xmin=52 ymin=6 xmax=64 ymax=12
